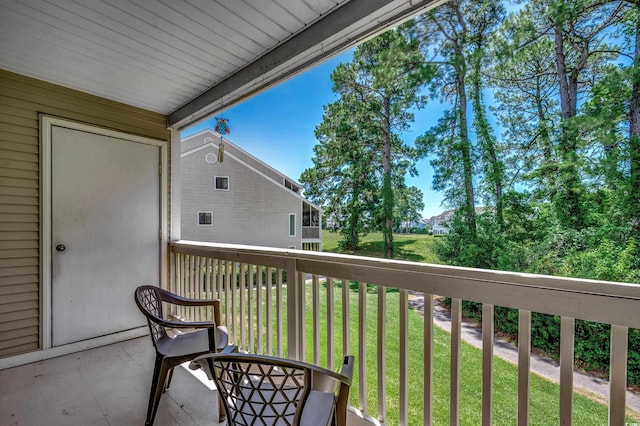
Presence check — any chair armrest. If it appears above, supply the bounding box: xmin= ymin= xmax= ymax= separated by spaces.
xmin=159 ymin=290 xmax=222 ymax=325
xmin=338 ymin=355 xmax=354 ymax=383
xmin=220 ymin=345 xmax=239 ymax=354
xmin=160 ymin=291 xmax=220 ymax=307
xmin=151 ymin=316 xmax=219 ymax=330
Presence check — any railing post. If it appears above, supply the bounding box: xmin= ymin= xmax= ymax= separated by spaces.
xmin=518 ymin=310 xmax=531 ymax=426
xmin=609 ymin=324 xmax=628 ymax=426
xmin=286 ymin=258 xmax=303 ymax=360
xmin=450 ymin=298 xmax=462 ymax=426
xmin=482 ymin=303 xmax=494 ymax=426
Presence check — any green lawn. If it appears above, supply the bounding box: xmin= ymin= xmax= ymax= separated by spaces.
xmin=322 ymin=230 xmax=441 ymax=263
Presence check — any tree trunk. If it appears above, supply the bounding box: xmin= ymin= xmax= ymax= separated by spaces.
xmin=471 ymin=55 xmax=504 ymax=230
xmin=535 ymin=85 xmax=556 ymax=201
xmin=457 ymin=61 xmax=477 ymax=236
xmin=629 ymin=2 xmax=640 ymax=235
xmin=382 ymin=99 xmax=394 ymax=258
xmin=553 ymin=22 xmax=584 ymax=229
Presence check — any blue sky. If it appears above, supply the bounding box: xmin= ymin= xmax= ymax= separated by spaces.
xmin=183 ymin=50 xmax=447 ymax=219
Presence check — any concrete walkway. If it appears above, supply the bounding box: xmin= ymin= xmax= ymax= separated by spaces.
xmin=408 ymin=292 xmax=640 ymax=414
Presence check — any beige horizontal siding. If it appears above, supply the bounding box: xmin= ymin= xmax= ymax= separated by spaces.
xmin=0 ymin=68 xmax=170 ymax=358
xmin=0 ymin=282 xmax=38 ymax=296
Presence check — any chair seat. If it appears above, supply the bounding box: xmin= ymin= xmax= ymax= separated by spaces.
xmin=300 ymin=390 xmax=336 ymax=426
xmin=155 ymin=326 xmax=229 ymax=358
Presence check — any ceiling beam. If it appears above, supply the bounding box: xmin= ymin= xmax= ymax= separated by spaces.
xmin=168 ymin=0 xmax=445 ymax=129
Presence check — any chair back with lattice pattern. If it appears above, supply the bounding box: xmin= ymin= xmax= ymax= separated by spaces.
xmin=196 ymin=351 xmax=354 ymax=426
xmin=212 ymin=356 xmax=310 ymax=425
xmin=134 ymin=286 xmax=167 ymax=345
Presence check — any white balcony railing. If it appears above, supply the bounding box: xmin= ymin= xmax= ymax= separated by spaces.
xmin=169 ymin=240 xmax=640 ymax=425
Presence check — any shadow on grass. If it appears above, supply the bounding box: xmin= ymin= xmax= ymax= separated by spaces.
xmin=329 ymin=238 xmax=432 ymax=263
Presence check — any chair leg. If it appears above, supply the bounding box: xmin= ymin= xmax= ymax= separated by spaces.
xmin=146 ymin=355 xmax=171 ymax=426
xmin=164 ymin=367 xmax=174 ymax=391
xmin=218 ymin=392 xmax=226 ymax=423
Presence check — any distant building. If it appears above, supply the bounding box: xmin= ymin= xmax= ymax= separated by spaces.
xmin=181 ymin=130 xmax=322 ymax=251
xmin=426 ymin=211 xmax=454 ymax=235
xmin=426 ymin=207 xmax=490 ymax=235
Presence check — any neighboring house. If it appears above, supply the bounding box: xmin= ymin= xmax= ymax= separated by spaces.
xmin=427 ymin=207 xmax=491 ymax=235
xmin=426 ymin=210 xmax=454 ymax=235
xmin=181 ymin=130 xmax=322 ymax=251
xmin=396 ymin=219 xmax=426 ymax=234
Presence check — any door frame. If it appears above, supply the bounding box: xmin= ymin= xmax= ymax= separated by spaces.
xmin=40 ymin=116 xmax=168 ymax=350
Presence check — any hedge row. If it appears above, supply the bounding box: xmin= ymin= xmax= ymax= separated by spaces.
xmin=443 ymin=300 xmax=640 ymax=386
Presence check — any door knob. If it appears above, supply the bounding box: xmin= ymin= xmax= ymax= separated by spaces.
xmin=56 ymin=244 xmax=66 ymax=252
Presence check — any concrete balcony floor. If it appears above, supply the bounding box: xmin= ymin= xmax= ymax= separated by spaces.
xmin=0 ymin=337 xmax=223 ymax=426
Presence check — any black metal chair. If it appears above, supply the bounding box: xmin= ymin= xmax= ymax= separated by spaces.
xmin=195 ymin=347 xmax=354 ymax=426
xmin=134 ymin=285 xmax=229 ymax=426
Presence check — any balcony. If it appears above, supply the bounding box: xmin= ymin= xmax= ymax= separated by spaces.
xmin=2 ymin=240 xmax=640 ymax=425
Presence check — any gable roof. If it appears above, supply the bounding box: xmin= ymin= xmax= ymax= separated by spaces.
xmin=0 ymin=0 xmax=446 ymax=130
xmin=181 ymin=129 xmax=320 ymax=210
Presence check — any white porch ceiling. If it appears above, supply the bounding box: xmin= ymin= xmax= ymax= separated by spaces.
xmin=0 ymin=0 xmax=444 ymax=129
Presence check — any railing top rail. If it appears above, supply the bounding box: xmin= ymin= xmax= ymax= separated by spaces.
xmin=171 ymin=240 xmax=640 ymax=328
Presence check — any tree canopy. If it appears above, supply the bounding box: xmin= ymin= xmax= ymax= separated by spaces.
xmin=302 ymin=0 xmax=640 ymax=282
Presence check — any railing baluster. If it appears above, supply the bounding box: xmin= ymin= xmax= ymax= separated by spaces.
xmin=170 ymin=252 xmax=176 ymax=317
xmin=266 ymin=266 xmax=273 ymax=356
xmin=450 ymin=298 xmax=462 ymax=426
xmin=179 ymin=254 xmax=185 ymax=318
xmin=217 ymin=258 xmax=223 ymax=301
xmin=358 ymin=281 xmax=367 ymax=414
xmin=378 ymin=285 xmax=386 ymax=423
xmin=248 ymin=264 xmax=254 ymax=353
xmin=195 ymin=256 xmax=202 ymax=321
xmin=171 ymin=252 xmax=178 ymax=308
xmin=186 ymin=255 xmax=196 ymax=320
xmin=276 ymin=268 xmax=283 ymax=357
xmin=189 ymin=255 xmax=195 ymax=320
xmin=482 ymin=303 xmax=494 ymax=426
xmin=327 ymin=276 xmax=335 ymax=370
xmin=518 ymin=309 xmax=531 ymax=426
xmin=342 ymin=278 xmax=350 ymax=357
xmin=559 ymin=316 xmax=574 ymax=426
xmin=313 ymin=274 xmax=320 ymax=365
xmin=205 ymin=257 xmax=211 ymax=299
xmin=424 ymin=293 xmax=433 ymax=426
xmin=609 ymin=324 xmax=628 ymax=425
xmin=399 ymin=288 xmax=408 ymax=426
xmin=225 ymin=260 xmax=231 ymax=328
xmin=257 ymin=265 xmax=263 ymax=354
xmin=299 ymin=270 xmax=306 ymax=360
xmin=239 ymin=263 xmax=246 ymax=352
xmin=231 ymin=261 xmax=237 ymax=344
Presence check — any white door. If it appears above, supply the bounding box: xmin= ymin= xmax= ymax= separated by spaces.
xmin=51 ymin=125 xmax=160 ymax=347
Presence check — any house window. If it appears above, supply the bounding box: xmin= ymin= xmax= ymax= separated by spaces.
xmin=284 ymin=179 xmax=299 ymax=193
xmin=198 ymin=211 xmax=213 ymax=226
xmin=215 ymin=176 xmax=229 ymax=190
xmin=289 ymin=213 xmax=296 ymax=237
